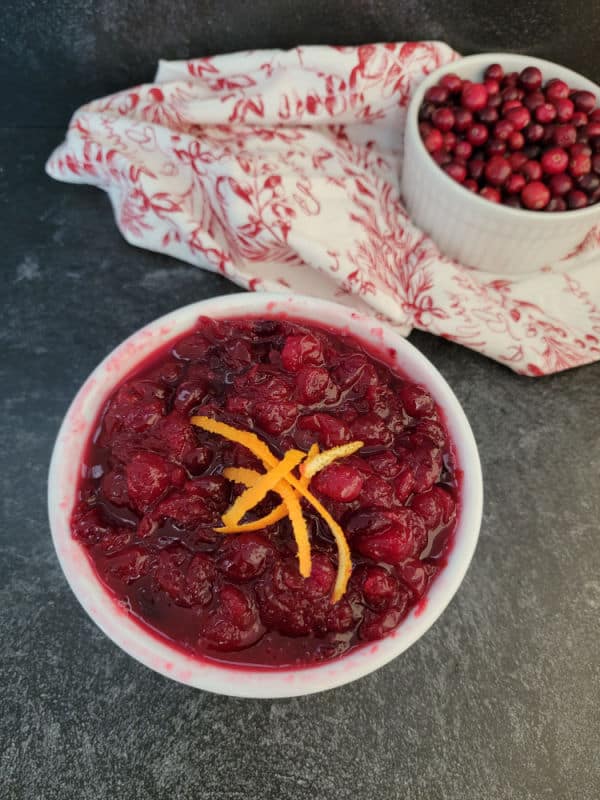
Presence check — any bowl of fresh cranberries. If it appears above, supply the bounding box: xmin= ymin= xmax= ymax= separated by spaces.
xmin=403 ymin=53 xmax=600 ymax=274
xmin=48 ymin=293 xmax=482 ymax=697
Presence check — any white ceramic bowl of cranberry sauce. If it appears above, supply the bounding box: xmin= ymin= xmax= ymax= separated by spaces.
xmin=48 ymin=293 xmax=482 ymax=698
xmin=402 ymin=53 xmax=600 ymax=275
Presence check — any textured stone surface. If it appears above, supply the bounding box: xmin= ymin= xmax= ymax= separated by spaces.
xmin=2 ymin=33 xmax=600 ymax=798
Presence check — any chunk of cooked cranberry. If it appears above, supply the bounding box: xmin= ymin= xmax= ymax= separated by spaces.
xmin=257 ymin=559 xmax=331 ymax=637
xmin=399 ymin=383 xmax=435 ymax=418
xmin=367 ymin=451 xmax=401 ymax=478
xmin=350 ymin=413 xmax=395 ymax=448
xmin=397 ymin=559 xmax=439 ymax=599
xmin=359 ymin=604 xmax=408 ymax=642
xmin=101 ymin=468 xmax=129 ymax=506
xmin=221 ymin=337 xmax=253 ymax=369
xmin=358 ymin=565 xmax=401 ymax=611
xmin=295 ymin=366 xmax=333 ymax=404
xmin=298 ymin=413 xmax=352 ymax=447
xmin=358 ymin=474 xmax=395 ymax=508
xmin=415 ymin=419 xmax=447 ymax=448
xmin=72 ymin=507 xmax=111 ymax=545
xmin=152 ymin=477 xmax=228 ymax=527
xmin=183 ymin=445 xmax=213 ymax=475
xmin=253 ymin=401 xmax=298 ymax=435
xmin=108 ymin=547 xmax=156 ymax=584
xmin=125 ymin=451 xmax=172 ymax=513
xmin=326 ymin=599 xmax=356 ymax=633
xmin=311 ymin=463 xmax=365 ymax=502
xmin=393 ymin=465 xmax=416 ymax=504
xmin=218 ymin=533 xmax=275 ymax=581
xmin=172 ymin=380 xmax=208 ymax=414
xmin=156 ymin=547 xmax=215 ymax=607
xmin=155 ymin=412 xmax=196 ymax=461
xmin=349 ymin=508 xmax=427 ymax=563
xmin=411 ymin=486 xmax=456 ymax=529
xmin=103 ymin=382 xmax=164 ymax=435
xmin=281 ymin=333 xmax=324 ymax=372
xmin=95 ymin=529 xmax=132 ymax=556
xmin=199 ymin=585 xmax=264 ymax=651
xmin=172 ymin=333 xmax=212 ymax=361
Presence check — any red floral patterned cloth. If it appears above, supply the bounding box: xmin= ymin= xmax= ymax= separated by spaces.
xmin=46 ymin=43 xmax=600 ymax=374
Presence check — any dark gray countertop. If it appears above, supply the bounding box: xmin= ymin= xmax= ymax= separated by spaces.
xmin=3 ymin=0 xmax=600 ymax=791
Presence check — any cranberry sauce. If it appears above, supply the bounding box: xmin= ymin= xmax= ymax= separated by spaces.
xmin=71 ymin=316 xmax=459 ymax=668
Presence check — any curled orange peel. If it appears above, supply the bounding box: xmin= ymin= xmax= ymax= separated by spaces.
xmin=190 ymin=415 xmax=361 ymax=601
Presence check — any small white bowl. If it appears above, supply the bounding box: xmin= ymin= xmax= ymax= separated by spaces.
xmin=403 ymin=53 xmax=600 ymax=275
xmin=48 ymin=293 xmax=483 ymax=698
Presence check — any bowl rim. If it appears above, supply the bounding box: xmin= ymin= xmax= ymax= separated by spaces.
xmin=407 ymin=51 xmax=600 ymax=221
xmin=48 ymin=292 xmax=483 ymax=698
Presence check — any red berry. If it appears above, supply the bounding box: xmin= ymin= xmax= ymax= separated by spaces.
xmin=570 ymin=143 xmax=592 ymax=158
xmin=541 ymin=147 xmax=569 ymax=175
xmin=485 ymin=154 xmax=512 ymax=186
xmin=523 ymin=91 xmax=545 ymax=112
xmin=505 ymin=172 xmax=526 ymax=194
xmin=509 ymin=151 xmax=528 ymax=170
xmin=525 ymin=123 xmax=544 ymax=142
xmin=502 ymin=99 xmax=522 ymax=114
xmin=592 ymin=153 xmax=600 ymax=173
xmin=590 ymin=109 xmax=600 ymax=123
xmin=577 ymin=172 xmax=600 ymax=193
xmin=523 ymin=144 xmax=541 ymax=160
xmin=443 ymin=131 xmax=457 ymax=151
xmin=485 ymin=78 xmax=500 ymax=95
xmin=480 ymin=186 xmax=501 ymax=203
xmin=440 ymin=73 xmax=463 ymax=93
xmin=548 ymin=172 xmax=573 ymax=196
xmin=586 ymin=122 xmax=600 ymax=138
xmin=467 ymin=123 xmax=488 ymax=146
xmin=487 ymin=92 xmax=502 ymax=109
xmin=555 ymin=98 xmax=575 ymax=122
xmin=468 ymin=158 xmax=485 ymax=179
xmin=536 ymin=103 xmax=557 ymax=123
xmin=508 ymin=131 xmax=525 ymax=150
xmin=572 ymin=90 xmax=596 ymax=113
xmin=494 ymin=119 xmax=514 ymax=140
xmin=432 ymin=149 xmax=452 ymax=166
xmin=542 ymin=123 xmax=557 ymax=143
xmin=506 ymin=105 xmax=531 ymax=130
xmin=503 ymin=71 xmax=520 ymax=86
xmin=463 ymin=178 xmax=479 ymax=192
xmin=567 ymin=189 xmax=588 ymax=209
xmin=546 ymin=79 xmax=569 ymax=102
xmin=453 ymin=107 xmax=473 ymax=131
xmin=432 ymin=107 xmax=455 ymax=132
xmin=521 ymin=181 xmax=550 ymax=210
xmin=444 ymin=161 xmax=467 ymax=183
xmin=521 ymin=159 xmax=543 ymax=181
xmin=503 ymin=195 xmax=522 ymax=208
xmin=425 ymin=85 xmax=449 ymax=104
xmin=570 ymin=152 xmax=592 ymax=177
xmin=485 ymin=63 xmax=504 ymax=82
xmin=572 ymin=111 xmax=589 ymax=127
xmin=455 ymin=140 xmax=473 ymax=160
xmin=478 ymin=106 xmax=499 ymax=125
xmin=502 ymin=87 xmax=521 ymax=102
xmin=487 ymin=139 xmax=507 ymax=156
xmin=547 ymin=197 xmax=567 ymax=211
xmin=461 ymin=82 xmax=488 ymax=111
xmin=519 ymin=66 xmax=542 ymax=91
xmin=553 ymin=124 xmax=577 ymax=148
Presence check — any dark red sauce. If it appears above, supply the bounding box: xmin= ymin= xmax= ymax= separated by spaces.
xmin=71 ymin=315 xmax=459 ymax=668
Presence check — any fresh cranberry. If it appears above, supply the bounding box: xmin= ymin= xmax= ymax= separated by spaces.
xmin=468 ymin=158 xmax=485 ymax=179
xmin=593 ymin=153 xmax=600 ymax=173
xmin=503 ymin=195 xmax=522 ymax=208
xmin=484 ymin=79 xmax=500 ymax=96
xmin=443 ymin=131 xmax=457 ymax=151
xmin=444 ymin=162 xmax=467 ymax=183
xmin=508 ymin=131 xmax=525 ymax=150
xmin=432 ymin=149 xmax=452 ymax=167
xmin=548 ymin=172 xmax=573 ymax=196
xmin=571 ymin=90 xmax=596 ymax=113
xmin=521 ymin=181 xmax=551 ymax=210
xmin=463 ymin=178 xmax=478 ymax=192
xmin=467 ymin=123 xmax=488 ymax=146
xmin=555 ymin=98 xmax=575 ymax=122
xmin=432 ymin=107 xmax=455 ymax=132
xmin=461 ymin=82 xmax=488 ymax=111
xmin=505 ymin=106 xmax=531 ymax=130
xmin=502 ymin=87 xmax=521 ymax=103
xmin=586 ymin=122 xmax=600 ymax=138
xmin=535 ymin=103 xmax=557 ymax=124
xmin=425 ymin=85 xmax=449 ymax=104
xmin=521 ymin=159 xmax=543 ymax=181
xmin=523 ymin=144 xmax=541 ymax=160
xmin=577 ymin=173 xmax=600 ymax=193
xmin=478 ymin=106 xmax=498 ymax=125
xmin=487 ymin=139 xmax=507 ymax=157
xmin=541 ymin=147 xmax=569 ymax=175
xmin=440 ymin=73 xmax=463 ymax=93
xmin=571 ymin=143 xmax=592 ymax=158
xmin=547 ymin=197 xmax=567 ymax=211
xmin=553 ymin=124 xmax=577 ymax=148
xmin=479 ymin=186 xmax=501 ymax=203
xmin=570 ymin=152 xmax=592 ymax=177
xmin=484 ymin=63 xmax=504 ymax=82
xmin=567 ymin=189 xmax=588 ymax=209
xmin=455 ymin=140 xmax=473 ymax=160
xmin=545 ymin=79 xmax=569 ymax=102
xmin=523 ymin=91 xmax=545 ymax=112
xmin=484 ymin=155 xmax=512 ymax=186
xmin=453 ymin=107 xmax=473 ymax=131
xmin=505 ymin=172 xmax=526 ymax=194
xmin=494 ymin=119 xmax=514 ymax=140
xmin=572 ymin=111 xmax=589 ymax=127
xmin=502 ymin=99 xmax=522 ymax=115
xmin=519 ymin=66 xmax=542 ymax=91
xmin=509 ymin=151 xmax=528 ymax=171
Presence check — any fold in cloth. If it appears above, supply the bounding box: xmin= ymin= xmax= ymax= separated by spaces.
xmin=46 ymin=43 xmax=600 ymax=375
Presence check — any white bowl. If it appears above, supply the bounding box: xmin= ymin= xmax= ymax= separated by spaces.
xmin=48 ymin=293 xmax=483 ymax=698
xmin=402 ymin=52 xmax=600 ymax=275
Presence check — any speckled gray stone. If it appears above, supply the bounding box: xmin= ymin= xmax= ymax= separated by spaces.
xmin=2 ymin=7 xmax=600 ymax=793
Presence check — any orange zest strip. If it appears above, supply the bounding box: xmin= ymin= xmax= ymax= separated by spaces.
xmin=221 ymin=448 xmax=305 ymax=527
xmin=191 ymin=416 xmax=278 ymax=467
xmin=300 ymin=440 xmax=364 ymax=480
xmin=219 ymin=467 xmax=311 ymax=577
